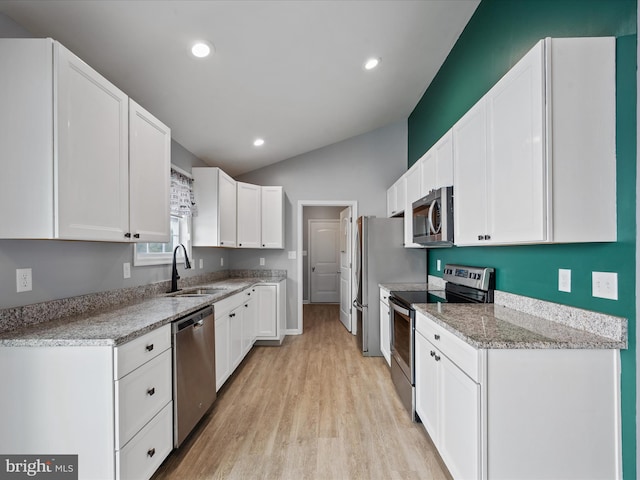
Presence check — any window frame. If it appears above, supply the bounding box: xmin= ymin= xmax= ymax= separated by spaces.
xmin=133 ymin=215 xmax=192 ymax=267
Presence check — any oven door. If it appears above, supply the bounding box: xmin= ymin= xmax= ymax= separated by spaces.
xmin=389 ymin=298 xmax=414 ymax=384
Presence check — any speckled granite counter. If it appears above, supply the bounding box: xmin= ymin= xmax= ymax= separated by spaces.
xmin=379 ymin=280 xmax=627 ymax=350
xmin=0 ymin=276 xmax=285 ymax=347
xmin=415 ymin=302 xmax=626 ymax=350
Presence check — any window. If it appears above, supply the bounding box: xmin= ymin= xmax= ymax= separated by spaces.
xmin=133 ymin=215 xmax=191 ymax=266
xmin=133 ymin=167 xmax=195 ymax=266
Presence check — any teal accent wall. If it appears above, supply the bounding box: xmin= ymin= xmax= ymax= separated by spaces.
xmin=408 ymin=0 xmax=637 ymax=477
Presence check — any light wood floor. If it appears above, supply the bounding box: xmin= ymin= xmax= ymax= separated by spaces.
xmin=152 ymin=304 xmax=451 ymax=480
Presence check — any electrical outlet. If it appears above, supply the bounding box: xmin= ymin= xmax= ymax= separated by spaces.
xmin=16 ymin=268 xmax=32 ymax=293
xmin=592 ymin=272 xmax=618 ymax=300
xmin=558 ymin=269 xmax=571 ymax=293
xmin=199 ymin=258 xmax=204 ymax=269
xmin=437 ymin=259 xmax=441 ymax=271
xmin=123 ymin=262 xmax=131 ymax=279
xmin=260 ymin=257 xmax=265 ymax=266
xmin=220 ymin=257 xmax=224 ymax=267
xmin=288 ymin=251 xmax=297 ymax=260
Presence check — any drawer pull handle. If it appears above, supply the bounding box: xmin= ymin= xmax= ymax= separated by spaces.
xmin=147 ymin=387 xmax=155 ymax=396
xmin=147 ymin=448 xmax=156 ymax=458
xmin=430 ymin=350 xmax=435 ymax=357
xmin=434 ymin=334 xmax=440 ymax=341
xmin=434 ymin=354 xmax=441 ymax=362
xmin=146 ymin=344 xmax=154 ymax=352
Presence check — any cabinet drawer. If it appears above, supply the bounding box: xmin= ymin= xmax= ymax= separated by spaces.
xmin=116 ymin=401 xmax=173 ymax=480
xmin=115 ymin=325 xmax=171 ymax=379
xmin=214 ymin=290 xmax=246 ymax=315
xmin=380 ymin=288 xmax=390 ymax=305
xmin=415 ymin=313 xmax=480 ymax=382
xmin=115 ymin=349 xmax=172 ymax=449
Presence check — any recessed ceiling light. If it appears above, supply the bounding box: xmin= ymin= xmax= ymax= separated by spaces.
xmin=253 ymin=138 xmax=265 ymax=147
xmin=364 ymin=57 xmax=381 ymax=70
xmin=191 ymin=42 xmax=212 ymax=58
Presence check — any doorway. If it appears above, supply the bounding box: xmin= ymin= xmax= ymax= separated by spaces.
xmin=296 ymin=200 xmax=357 ymax=335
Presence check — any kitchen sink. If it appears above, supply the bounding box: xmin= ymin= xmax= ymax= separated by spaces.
xmin=167 ymin=288 xmax=228 ymax=297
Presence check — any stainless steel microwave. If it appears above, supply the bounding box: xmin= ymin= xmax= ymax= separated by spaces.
xmin=412 ymin=186 xmax=453 ymax=246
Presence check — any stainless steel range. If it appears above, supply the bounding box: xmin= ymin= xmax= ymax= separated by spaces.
xmin=388 ymin=264 xmax=495 ymax=420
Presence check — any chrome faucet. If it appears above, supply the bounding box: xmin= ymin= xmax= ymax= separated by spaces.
xmin=168 ymin=244 xmax=192 ymax=293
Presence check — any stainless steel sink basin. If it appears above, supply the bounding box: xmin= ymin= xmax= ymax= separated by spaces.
xmin=167 ymin=288 xmax=228 ymax=297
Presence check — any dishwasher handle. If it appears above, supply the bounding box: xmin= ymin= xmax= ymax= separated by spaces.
xmin=174 ymin=306 xmax=214 ymax=333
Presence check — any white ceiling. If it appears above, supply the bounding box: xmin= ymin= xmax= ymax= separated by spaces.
xmin=0 ymin=0 xmax=479 ymax=176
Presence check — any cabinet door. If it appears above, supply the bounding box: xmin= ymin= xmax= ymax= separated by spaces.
xmin=55 ymin=42 xmax=130 ymax=241
xmin=218 ymin=170 xmax=237 ymax=247
xmin=128 ymin=99 xmax=170 ymax=243
xmin=256 ymin=285 xmax=277 ymax=339
xmin=434 ymin=130 xmax=453 ymax=188
xmin=453 ymin=99 xmax=488 ymax=245
xmin=261 ymin=186 xmax=284 ymax=248
xmin=215 ymin=314 xmax=230 ymax=391
xmin=242 ymin=290 xmax=257 ymax=354
xmin=486 ymin=40 xmax=546 ymax=244
xmin=439 ymin=353 xmax=481 ymax=480
xmin=420 ymin=150 xmax=436 ymax=197
xmin=386 ymin=185 xmax=396 ymax=218
xmin=237 ymin=182 xmax=261 ymax=248
xmin=229 ymin=306 xmax=244 ymax=370
xmin=379 ymin=300 xmax=390 ymax=366
xmin=404 ymin=164 xmax=422 ymax=248
xmin=415 ymin=332 xmax=440 ymax=445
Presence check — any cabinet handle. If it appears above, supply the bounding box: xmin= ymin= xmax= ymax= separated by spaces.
xmin=477 ymin=234 xmax=483 ymax=241
xmin=147 ymin=448 xmax=156 ymax=458
xmin=133 ymin=233 xmax=140 ymax=239
xmin=434 ymin=354 xmax=441 ymax=362
xmin=430 ymin=350 xmax=435 ymax=357
xmin=146 ymin=344 xmax=154 ymax=352
xmin=147 ymin=387 xmax=155 ymax=396
xmin=239 ymin=243 xmax=242 ymax=246
xmin=221 ymin=241 xmax=224 ymax=245
xmin=124 ymin=232 xmax=132 ymax=238
xmin=262 ymin=244 xmax=265 ymax=247
xmin=245 ymin=304 xmax=248 ymax=308
xmin=230 ymin=313 xmax=235 ymax=318
xmin=484 ymin=234 xmax=491 ymax=240
xmin=434 ymin=334 xmax=440 ymax=341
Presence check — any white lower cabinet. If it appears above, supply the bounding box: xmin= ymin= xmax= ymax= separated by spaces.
xmin=0 ymin=324 xmax=173 ymax=480
xmin=415 ymin=327 xmax=479 ymax=479
xmin=414 ymin=312 xmax=621 ymax=480
xmin=254 ymin=279 xmax=287 ymax=344
xmin=379 ymin=288 xmax=391 ymax=366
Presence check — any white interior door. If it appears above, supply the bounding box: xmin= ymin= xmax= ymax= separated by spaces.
xmin=339 ymin=207 xmax=352 ymax=331
xmin=309 ymin=220 xmax=340 ymax=303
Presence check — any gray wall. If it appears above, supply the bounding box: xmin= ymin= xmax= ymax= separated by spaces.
xmin=233 ymin=119 xmax=408 ymax=330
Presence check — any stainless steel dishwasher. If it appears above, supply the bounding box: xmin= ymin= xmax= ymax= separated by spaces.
xmin=172 ymin=305 xmax=216 ymax=447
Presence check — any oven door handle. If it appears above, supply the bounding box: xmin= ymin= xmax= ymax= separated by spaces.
xmin=389 ymin=300 xmax=411 ymax=317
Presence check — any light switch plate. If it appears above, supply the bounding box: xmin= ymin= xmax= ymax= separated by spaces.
xmin=220 ymin=257 xmax=224 ymax=267
xmin=558 ymin=269 xmax=571 ymax=293
xmin=437 ymin=259 xmax=441 ymax=271
xmin=260 ymin=258 xmax=265 ymax=266
xmin=123 ymin=262 xmax=131 ymax=279
xmin=288 ymin=251 xmax=297 ymax=260
xmin=592 ymin=271 xmax=618 ymax=300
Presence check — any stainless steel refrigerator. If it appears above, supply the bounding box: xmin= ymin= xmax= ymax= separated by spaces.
xmin=353 ymin=216 xmax=427 ymax=356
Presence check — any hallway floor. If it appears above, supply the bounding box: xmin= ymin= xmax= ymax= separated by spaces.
xmin=152 ymin=304 xmax=450 ymax=479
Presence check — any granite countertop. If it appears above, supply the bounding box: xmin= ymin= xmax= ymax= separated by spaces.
xmin=414 ymin=302 xmax=626 ymax=350
xmin=0 ymin=276 xmax=285 ymax=347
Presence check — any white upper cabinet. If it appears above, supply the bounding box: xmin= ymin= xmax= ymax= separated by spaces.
xmin=454 ymin=37 xmax=616 ymax=246
xmin=261 ymin=186 xmax=285 ymax=248
xmin=192 ymin=167 xmax=237 ymax=247
xmin=236 ymin=182 xmax=261 ymax=248
xmin=386 ymin=176 xmax=406 ymax=217
xmin=128 ymin=99 xmax=171 ymax=243
xmin=404 ymin=163 xmax=422 ymax=247
xmin=192 ymin=168 xmax=284 ymax=249
xmin=421 ymin=130 xmax=454 ymax=196
xmin=0 ymin=38 xmax=170 ymax=242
